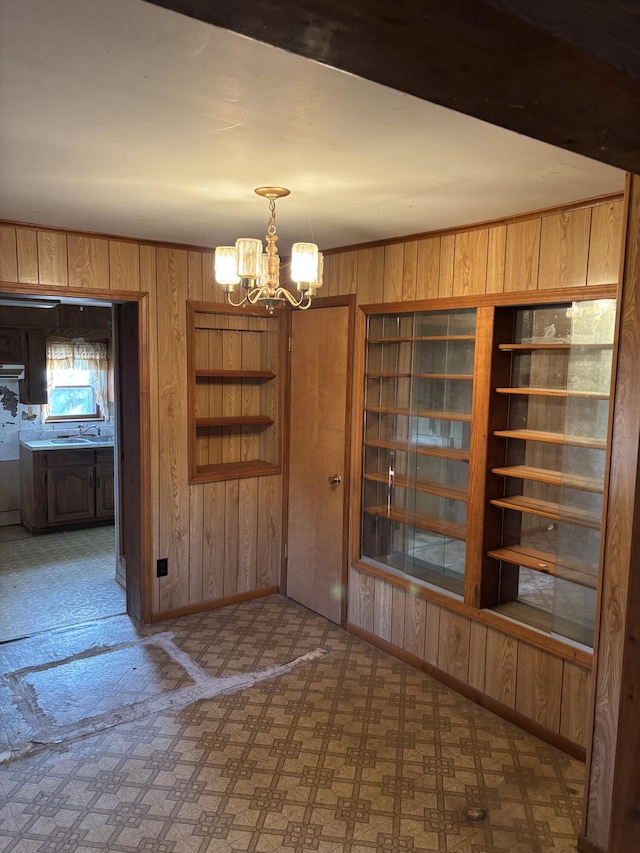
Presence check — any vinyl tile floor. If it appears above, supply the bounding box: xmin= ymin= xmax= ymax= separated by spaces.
xmin=0 ymin=595 xmax=585 ymax=852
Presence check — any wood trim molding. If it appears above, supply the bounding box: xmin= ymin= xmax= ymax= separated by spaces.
xmin=577 ymin=836 xmax=606 ymax=853
xmin=149 ymin=586 xmax=278 ymax=622
xmin=348 ymin=621 xmax=587 ymax=761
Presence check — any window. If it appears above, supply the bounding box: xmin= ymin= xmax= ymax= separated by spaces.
xmin=45 ymin=340 xmax=109 ymax=421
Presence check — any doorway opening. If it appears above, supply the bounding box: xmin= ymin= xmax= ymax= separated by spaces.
xmin=0 ymin=291 xmax=145 ymax=642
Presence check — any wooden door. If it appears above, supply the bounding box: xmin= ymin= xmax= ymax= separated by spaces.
xmin=286 ymin=300 xmax=352 ymax=625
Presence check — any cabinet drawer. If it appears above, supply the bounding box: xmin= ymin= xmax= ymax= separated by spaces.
xmin=45 ymin=449 xmax=96 ymax=466
xmin=96 ymin=448 xmax=114 ymax=463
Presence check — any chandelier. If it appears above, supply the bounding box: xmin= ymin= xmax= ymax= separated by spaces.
xmin=214 ymin=187 xmax=322 ymax=312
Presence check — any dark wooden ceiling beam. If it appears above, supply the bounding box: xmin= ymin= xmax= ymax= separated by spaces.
xmin=143 ymin=0 xmax=640 ymax=173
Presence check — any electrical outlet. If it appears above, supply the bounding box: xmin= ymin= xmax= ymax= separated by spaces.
xmin=157 ymin=558 xmax=168 ymax=577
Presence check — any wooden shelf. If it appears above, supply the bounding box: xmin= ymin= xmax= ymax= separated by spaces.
xmin=491 ymin=465 xmax=604 ymax=493
xmin=367 ymin=334 xmax=475 ymax=343
xmin=495 ymin=386 xmax=609 ymax=400
xmin=367 ymin=336 xmax=415 ymax=343
xmin=498 ymin=342 xmax=570 ymax=351
xmin=415 ymin=373 xmax=473 ymax=381
xmin=498 ymin=342 xmax=612 ymax=351
xmin=364 ymin=471 xmax=468 ymax=502
xmin=367 ymin=372 xmax=412 ymax=379
xmin=363 ymin=504 xmax=466 ymax=541
xmin=493 ymin=428 xmax=607 ymax=450
xmin=196 ymin=415 xmax=274 ymax=428
xmin=195 ymin=369 xmax=275 ymax=379
xmin=364 ymin=438 xmax=470 ymax=462
xmin=487 ymin=545 xmax=598 ymax=590
xmin=192 ymin=459 xmax=281 ymax=483
xmin=490 ymin=494 xmax=601 ymax=529
xmin=366 ymin=405 xmax=472 ymax=422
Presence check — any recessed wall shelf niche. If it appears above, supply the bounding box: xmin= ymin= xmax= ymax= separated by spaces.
xmin=187 ymin=301 xmax=283 ymax=483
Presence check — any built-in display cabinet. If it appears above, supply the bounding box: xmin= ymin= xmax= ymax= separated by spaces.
xmin=355 ymin=287 xmax=617 ymax=651
xmin=187 ymin=301 xmax=284 ymax=484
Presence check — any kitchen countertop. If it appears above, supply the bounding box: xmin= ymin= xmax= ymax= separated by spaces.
xmin=20 ymin=437 xmax=115 ymax=450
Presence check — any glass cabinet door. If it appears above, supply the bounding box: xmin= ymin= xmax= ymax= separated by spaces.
xmin=361 ymin=308 xmax=476 ymax=597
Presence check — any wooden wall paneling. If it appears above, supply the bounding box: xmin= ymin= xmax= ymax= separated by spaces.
xmin=338 ymin=251 xmax=357 ymax=295
xmin=156 ymin=247 xmax=190 ymax=611
xmin=260 ymin=318 xmax=280 ymax=465
xmin=241 ymin=329 xmax=261 ymax=461
xmin=203 ymin=480 xmax=226 ymax=599
xmin=401 ymin=240 xmax=418 ymax=301
xmin=438 ymin=235 xmax=455 ymax=297
xmin=222 ymin=323 xmax=242 ymax=463
xmin=382 ymin=243 xmax=404 ymax=303
xmin=349 ymin=568 xmax=375 ymax=632
xmin=538 ymin=208 xmax=590 ymax=290
xmin=67 ymin=235 xmax=109 ymax=290
xmin=257 ymin=474 xmax=281 ymax=589
xmin=587 ymin=200 xmax=624 ymax=286
xmin=187 ymin=251 xmax=203 ymax=300
xmin=109 ymin=240 xmax=140 ymax=291
xmin=403 ymin=591 xmax=427 ymax=659
xmin=391 ymin=584 xmax=406 ymax=648
xmin=468 ymin=621 xmax=487 ymax=691
xmin=486 ymin=225 xmax=506 ymax=293
xmin=415 ymin=236 xmax=440 ymax=300
xmin=515 ymin=643 xmax=562 ymax=730
xmin=16 ymin=229 xmax=39 ymax=283
xmin=37 ymin=231 xmax=68 ymax=286
xmin=453 ymin=228 xmax=489 ymax=296
xmin=356 ymin=246 xmax=385 ymax=305
xmin=484 ymin=627 xmax=518 ymax=708
xmin=209 ymin=318 xmax=227 ymax=466
xmin=321 ymin=254 xmax=338 ymax=298
xmin=139 ymin=244 xmax=159 ymax=609
xmin=424 ymin=601 xmax=440 ymax=666
xmin=237 ymin=477 xmax=258 ymax=593
xmin=188 ymin=485 xmax=204 ymax=603
xmin=0 ymin=225 xmax=17 ymax=281
xmin=437 ymin=609 xmax=471 ymax=682
xmin=560 ymin=660 xmax=591 ymax=749
xmin=374 ymin=576 xmax=393 ymax=641
xmin=503 ymin=218 xmax=541 ymax=292
xmin=224 ymin=479 xmax=239 ymax=596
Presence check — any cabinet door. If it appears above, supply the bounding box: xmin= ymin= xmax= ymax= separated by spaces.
xmin=47 ymin=465 xmax=95 ymax=524
xmin=95 ymin=463 xmax=115 ymax=518
xmin=0 ymin=328 xmax=24 ymax=362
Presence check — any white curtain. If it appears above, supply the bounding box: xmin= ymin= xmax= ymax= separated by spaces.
xmin=45 ymin=339 xmax=109 ymax=420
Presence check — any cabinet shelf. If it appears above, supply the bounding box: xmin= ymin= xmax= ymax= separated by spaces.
xmin=490 ymin=495 xmax=601 ymax=529
xmin=415 ymin=373 xmax=473 ymax=381
xmin=364 ymin=471 xmax=468 ymax=502
xmin=364 ymin=438 xmax=470 ymax=462
xmin=195 ymin=369 xmax=275 ymax=380
xmin=367 ymin=371 xmax=412 ymax=379
xmin=491 ymin=465 xmax=604 ymax=493
xmin=498 ymin=342 xmax=612 ymax=351
xmin=196 ymin=415 xmax=273 ymax=428
xmin=367 ymin=334 xmax=475 ymax=343
xmin=493 ymin=428 xmax=607 ymax=449
xmin=191 ymin=459 xmax=280 ymax=483
xmin=363 ymin=504 xmax=466 ymax=541
xmin=366 ymin=405 xmax=472 ymax=422
xmin=495 ymin=386 xmax=610 ymax=400
xmin=487 ymin=545 xmax=598 ymax=590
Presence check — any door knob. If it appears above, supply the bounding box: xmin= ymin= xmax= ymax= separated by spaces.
xmin=328 ymin=474 xmax=342 ymax=485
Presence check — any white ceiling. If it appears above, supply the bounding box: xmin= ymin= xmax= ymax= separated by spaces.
xmin=0 ymin=0 xmax=625 ymax=254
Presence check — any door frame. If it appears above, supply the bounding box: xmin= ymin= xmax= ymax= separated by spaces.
xmin=282 ymin=294 xmax=356 ymax=627
xmin=0 ymin=280 xmax=151 ymax=624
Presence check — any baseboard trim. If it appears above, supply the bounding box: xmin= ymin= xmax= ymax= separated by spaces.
xmin=150 ymin=587 xmax=278 ymax=622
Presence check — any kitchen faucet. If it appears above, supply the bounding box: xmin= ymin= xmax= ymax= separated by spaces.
xmin=78 ymin=424 xmax=101 ymax=436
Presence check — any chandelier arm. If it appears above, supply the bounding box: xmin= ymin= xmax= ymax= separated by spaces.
xmin=225 ymin=291 xmax=249 ymax=308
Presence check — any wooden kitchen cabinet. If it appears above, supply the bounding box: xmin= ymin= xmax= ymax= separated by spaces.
xmin=20 ymin=446 xmax=115 ymax=533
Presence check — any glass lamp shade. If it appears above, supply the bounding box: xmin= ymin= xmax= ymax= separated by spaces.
xmin=236 ymin=238 xmax=263 ymax=279
xmin=214 ymin=247 xmax=240 ymax=287
xmin=290 ymin=242 xmax=319 ymax=288
xmin=306 ymin=252 xmax=323 ymax=295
